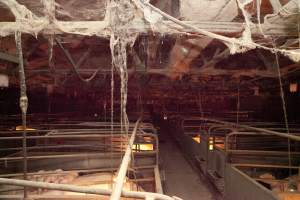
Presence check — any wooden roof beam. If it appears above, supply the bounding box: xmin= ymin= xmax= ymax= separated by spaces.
xmin=0 ymin=20 xmax=298 ymax=37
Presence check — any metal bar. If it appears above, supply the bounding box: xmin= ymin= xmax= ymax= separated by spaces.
xmin=110 ymin=119 xmax=140 ymax=200
xmin=0 ymin=195 xmax=106 ymax=200
xmin=0 ymin=151 xmax=157 ymax=162
xmin=196 ymin=117 xmax=300 ymax=142
xmin=254 ymin=178 xmax=290 ymax=183
xmin=227 ymin=149 xmax=300 ymax=156
xmin=225 ymin=131 xmax=299 ymax=153
xmin=233 ymin=163 xmax=300 ymax=169
xmin=0 ymin=168 xmax=119 ymax=178
xmin=0 ymin=178 xmax=175 ymax=200
xmin=0 ymin=133 xmax=155 ymax=140
xmin=154 ymin=166 xmax=163 ymax=194
xmin=0 ymin=165 xmax=157 ymax=178
xmin=0 ymin=144 xmax=109 ymax=152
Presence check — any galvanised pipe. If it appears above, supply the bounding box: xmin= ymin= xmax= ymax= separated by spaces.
xmin=0 ymin=177 xmax=176 ymax=200
xmin=110 ymin=119 xmax=141 ymax=200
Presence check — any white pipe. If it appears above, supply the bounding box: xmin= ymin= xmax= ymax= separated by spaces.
xmin=0 ymin=177 xmax=175 ymax=200
xmin=110 ymin=119 xmax=140 ymax=200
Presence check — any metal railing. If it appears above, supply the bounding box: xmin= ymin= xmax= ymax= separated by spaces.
xmin=0 ymin=119 xmax=181 ymax=200
xmin=175 ymin=116 xmax=300 ymax=196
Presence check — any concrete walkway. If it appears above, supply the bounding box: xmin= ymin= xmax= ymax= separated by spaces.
xmin=159 ymin=129 xmax=216 ymax=200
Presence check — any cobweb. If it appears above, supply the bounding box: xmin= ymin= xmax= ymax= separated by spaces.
xmin=1 ymin=0 xmax=300 ymax=130
xmin=108 ymin=0 xmax=139 ymax=134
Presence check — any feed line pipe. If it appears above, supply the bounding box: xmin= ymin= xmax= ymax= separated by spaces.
xmin=110 ymin=118 xmax=140 ymax=200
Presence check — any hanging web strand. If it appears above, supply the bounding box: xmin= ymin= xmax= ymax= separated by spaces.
xmin=273 ymin=40 xmax=292 ymax=177
xmin=15 ymin=31 xmax=29 ymax=199
xmin=108 ymin=0 xmax=138 ymax=137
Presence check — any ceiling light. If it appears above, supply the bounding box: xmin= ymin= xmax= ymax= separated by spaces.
xmin=290 ymin=82 xmax=298 ymax=93
xmin=0 ymin=74 xmax=9 ymax=88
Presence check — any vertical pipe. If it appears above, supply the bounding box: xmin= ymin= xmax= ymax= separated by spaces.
xmin=110 ymin=119 xmax=140 ymax=200
xmin=15 ymin=31 xmax=28 ymax=199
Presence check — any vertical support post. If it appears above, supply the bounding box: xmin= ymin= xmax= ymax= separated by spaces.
xmin=15 ymin=31 xmax=28 ymax=199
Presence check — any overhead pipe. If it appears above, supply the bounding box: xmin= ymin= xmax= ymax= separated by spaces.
xmin=110 ymin=118 xmax=141 ymax=200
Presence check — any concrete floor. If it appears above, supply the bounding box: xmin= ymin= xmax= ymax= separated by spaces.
xmin=159 ymin=127 xmax=218 ymax=200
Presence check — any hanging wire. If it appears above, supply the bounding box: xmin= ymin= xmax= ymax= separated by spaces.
xmin=273 ymin=40 xmax=292 ymax=177
xmin=48 ymin=35 xmax=54 ymax=65
xmin=104 ymin=101 xmax=107 ymax=123
xmin=256 ymin=0 xmax=265 ymax=36
xmin=198 ymin=90 xmax=204 ymax=118
xmin=110 ymin=62 xmax=114 ymax=189
xmin=15 ymin=31 xmax=29 ymax=199
xmin=234 ymin=84 xmax=241 ymax=150
xmin=236 ymin=85 xmax=240 ymax=125
xmin=138 ymin=86 xmax=144 ymax=116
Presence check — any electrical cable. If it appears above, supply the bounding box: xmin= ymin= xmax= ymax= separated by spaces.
xmin=273 ymin=40 xmax=292 ymax=178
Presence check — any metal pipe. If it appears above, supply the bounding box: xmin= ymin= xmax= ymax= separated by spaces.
xmin=0 ymin=124 xmax=154 ymax=134
xmin=0 ymin=165 xmax=157 ymax=178
xmin=195 ymin=117 xmax=300 ymax=142
xmin=233 ymin=163 xmax=300 ymax=169
xmin=0 ymin=144 xmax=112 ymax=152
xmin=0 ymin=151 xmax=156 ymax=162
xmin=110 ymin=119 xmax=140 ymax=200
xmin=0 ymin=133 xmax=155 ymax=140
xmin=0 ymin=178 xmax=176 ymax=200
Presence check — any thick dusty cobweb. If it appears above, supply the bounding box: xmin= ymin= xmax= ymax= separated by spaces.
xmin=1 ymin=0 xmax=300 ymax=131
